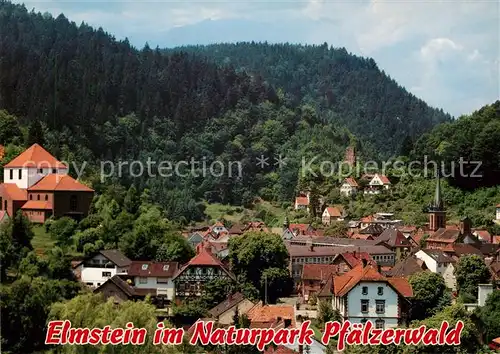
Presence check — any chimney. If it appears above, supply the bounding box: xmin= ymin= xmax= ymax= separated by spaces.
xmin=361 ymin=259 xmax=367 ymax=268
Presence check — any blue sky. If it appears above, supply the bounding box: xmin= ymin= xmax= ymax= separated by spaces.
xmin=15 ymin=0 xmax=500 ymax=117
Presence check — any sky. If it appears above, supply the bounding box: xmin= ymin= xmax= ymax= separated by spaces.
xmin=14 ymin=0 xmax=500 ymax=117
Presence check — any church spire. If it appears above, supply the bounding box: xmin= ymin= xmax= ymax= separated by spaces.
xmin=433 ymin=170 xmax=443 ymax=211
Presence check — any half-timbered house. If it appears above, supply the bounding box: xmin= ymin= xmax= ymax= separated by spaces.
xmin=172 ymin=243 xmax=235 ymax=301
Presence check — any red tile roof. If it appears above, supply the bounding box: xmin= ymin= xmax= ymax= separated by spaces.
xmin=289 ymin=224 xmax=312 ymax=232
xmin=350 ymin=233 xmax=374 ymax=240
xmin=360 ymin=215 xmax=375 ymax=223
xmin=333 ymin=263 xmax=412 ymax=298
xmin=302 ymin=264 xmax=339 ymax=280
xmin=21 ymin=200 xmax=52 ymax=210
xmin=496 ymin=204 xmax=500 ymax=208
xmin=377 ymin=174 xmax=391 ymax=184
xmin=173 ymin=246 xmax=235 ymax=280
xmin=325 ymin=207 xmax=341 ymax=217
xmin=28 ymin=174 xmax=94 ymax=192
xmin=474 ymin=229 xmax=492 ymax=242
xmin=4 ymin=143 xmax=67 ymax=168
xmin=128 ymin=261 xmax=179 ymax=277
xmin=295 ymin=196 xmax=309 ymax=206
xmin=344 ymin=177 xmax=359 ymax=187
xmin=337 ymin=252 xmax=374 ymax=268
xmin=0 ymin=183 xmax=28 ymax=201
xmin=247 ymin=302 xmax=295 ymax=328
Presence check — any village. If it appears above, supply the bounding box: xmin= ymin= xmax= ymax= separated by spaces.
xmin=1 ymin=144 xmax=500 ymax=353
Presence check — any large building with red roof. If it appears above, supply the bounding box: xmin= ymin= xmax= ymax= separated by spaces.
xmin=172 ymin=242 xmax=235 ymax=301
xmin=332 ymin=260 xmax=412 ymax=329
xmin=0 ymin=144 xmax=94 ymax=223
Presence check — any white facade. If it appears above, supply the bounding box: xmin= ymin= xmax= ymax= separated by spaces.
xmin=496 ymin=206 xmax=500 ymax=221
xmin=134 ymin=276 xmax=175 ymax=299
xmin=78 ymin=254 xmax=128 ymax=288
xmin=340 ymin=183 xmax=357 ymax=197
xmin=3 ymin=167 xmax=68 ymax=188
xmin=414 ymin=250 xmax=456 ymax=290
xmin=333 ymin=282 xmax=400 ymax=329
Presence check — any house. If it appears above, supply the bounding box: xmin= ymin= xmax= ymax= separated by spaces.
xmin=289 ymin=223 xmax=316 ymax=236
xmin=0 ymin=144 xmax=94 ymax=223
xmin=246 ymin=302 xmax=295 ymax=329
xmin=245 ymin=221 xmax=270 ymax=233
xmin=300 ymin=264 xmax=339 ymax=301
xmin=322 ymin=206 xmax=343 ymax=225
xmin=0 ymin=210 xmax=8 ymax=223
xmin=386 ymin=256 xmax=427 ymax=278
xmin=210 ymin=221 xmax=228 ymax=235
xmin=358 ymin=224 xmax=385 ymax=238
xmin=414 ymin=249 xmax=457 ymax=290
xmin=207 ymin=292 xmax=255 ymax=325
xmin=265 ymin=345 xmax=300 ymax=354
xmin=374 ymin=228 xmax=412 ymax=261
xmin=23 ymin=174 xmax=94 ymax=223
xmin=127 ymin=261 xmax=179 ymax=302
xmin=463 ymin=284 xmax=495 ymax=312
xmin=294 ymin=193 xmax=309 ymax=211
xmin=172 ymin=243 xmax=235 ymax=300
xmin=94 ymin=275 xmax=138 ymax=304
xmin=2 ymin=143 xmax=68 ymax=189
xmin=287 ymin=242 xmax=395 ymax=281
xmin=473 ymin=229 xmax=492 ymax=243
xmin=73 ymin=249 xmax=132 ymax=288
xmin=331 ymin=261 xmax=413 ymax=329
xmin=364 ymin=174 xmax=391 ymax=194
xmin=489 ymin=337 xmax=500 ymax=351
xmin=496 ymin=204 xmax=500 ymax=221
xmin=340 ymin=178 xmax=359 ymax=197
xmin=331 ymin=251 xmax=374 ymax=274
xmin=186 ymin=232 xmax=205 ymax=248
xmin=427 ymin=217 xmax=480 ymax=250
xmin=350 ymin=233 xmax=374 ymax=241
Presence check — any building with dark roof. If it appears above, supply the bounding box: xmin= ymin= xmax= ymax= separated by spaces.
xmin=73 ymin=249 xmax=132 ymax=288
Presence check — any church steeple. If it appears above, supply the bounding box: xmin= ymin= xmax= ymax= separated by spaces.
xmin=433 ymin=171 xmax=443 ymax=211
xmin=428 ymin=171 xmax=446 ymax=231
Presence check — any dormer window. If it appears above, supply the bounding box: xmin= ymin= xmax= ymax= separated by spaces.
xmin=142 ymin=264 xmax=148 ymax=270
xmin=163 ymin=265 xmax=169 ymax=271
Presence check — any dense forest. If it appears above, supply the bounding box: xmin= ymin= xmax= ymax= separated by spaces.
xmin=0 ymin=1 xmax=498 ymax=227
xmin=171 ymin=43 xmax=452 ymax=157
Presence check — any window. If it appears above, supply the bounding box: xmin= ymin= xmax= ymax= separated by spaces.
xmin=157 ymin=277 xmax=169 ymax=284
xmin=38 ymin=168 xmax=43 ymax=174
xmin=142 ymin=264 xmax=149 ymax=270
xmin=376 ymin=300 xmax=385 ymax=314
xmin=45 ymin=194 xmax=48 ymax=201
xmin=0 ymin=197 xmax=2 ymax=210
xmin=375 ymin=319 xmax=385 ymax=330
xmin=9 ymin=169 xmax=13 ymax=179
xmin=4 ymin=200 xmax=7 ymax=210
xmin=378 ymin=287 xmax=384 ymax=295
xmin=139 ymin=277 xmax=147 ymax=284
xmin=102 ymin=271 xmax=111 ymax=277
xmin=362 ymin=286 xmax=368 ymax=295
xmin=30 ymin=194 xmax=33 ymax=200
xmin=361 ymin=300 xmax=369 ymax=313
xmin=37 ymin=194 xmax=40 ymax=200
xmin=52 ymin=168 xmax=57 ymax=173
xmin=18 ymin=169 xmax=22 ymax=179
xmin=70 ymin=195 xmax=78 ymax=212
xmin=86 ymin=282 xmax=93 ymax=286
xmin=163 ymin=265 xmax=169 ymax=271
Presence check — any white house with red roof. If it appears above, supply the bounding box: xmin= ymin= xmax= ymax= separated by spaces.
xmin=127 ymin=261 xmax=179 ymax=300
xmin=322 ymin=206 xmax=343 ymax=225
xmin=365 ymin=174 xmax=391 ymax=194
xmin=294 ymin=193 xmax=310 ymax=211
xmin=0 ymin=144 xmax=94 ymax=223
xmin=340 ymin=177 xmax=359 ymax=197
xmin=172 ymin=242 xmax=235 ymax=301
xmin=210 ymin=221 xmax=228 ymax=235
xmin=3 ymin=143 xmax=68 ymax=189
xmin=332 ymin=261 xmax=412 ymax=329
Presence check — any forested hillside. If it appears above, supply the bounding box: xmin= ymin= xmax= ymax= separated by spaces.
xmin=0 ymin=1 xmax=494 ymax=226
xmin=171 ymin=43 xmax=452 ymax=157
